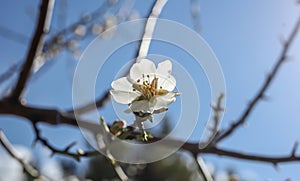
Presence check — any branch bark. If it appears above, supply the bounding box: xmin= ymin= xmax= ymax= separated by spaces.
xmin=204 ymin=146 xmax=300 ymax=165
xmin=136 ymin=0 xmax=168 ymax=62
xmin=1 ymin=98 xmax=300 ymax=166
xmin=9 ymin=0 xmax=54 ymax=100
xmin=0 ymin=99 xmax=100 ymax=133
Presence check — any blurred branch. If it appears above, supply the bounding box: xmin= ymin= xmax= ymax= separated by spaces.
xmin=67 ymin=91 xmax=110 ymax=115
xmin=46 ymin=0 xmax=112 ymax=40
xmin=214 ymin=14 xmax=300 ymax=143
xmin=0 ymin=63 xmax=21 ymax=84
xmin=194 ymin=156 xmax=213 ymax=181
xmin=0 ymin=1 xmax=119 ymax=98
xmin=136 ymin=0 xmax=168 ymax=62
xmin=28 ymin=1 xmax=123 ymax=77
xmin=199 ymin=93 xmax=225 ymax=149
xmin=9 ymin=0 xmax=54 ymax=100
xmin=0 ymin=25 xmax=29 ymax=44
xmin=0 ymin=130 xmax=47 ymax=180
xmin=56 ymin=0 xmax=68 ymax=30
xmin=96 ymin=118 xmax=129 ymax=181
xmin=0 ymin=2 xmax=125 ymax=93
xmin=190 ymin=0 xmax=201 ymax=32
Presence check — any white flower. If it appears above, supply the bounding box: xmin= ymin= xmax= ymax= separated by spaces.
xmin=110 ymin=59 xmax=179 ymax=114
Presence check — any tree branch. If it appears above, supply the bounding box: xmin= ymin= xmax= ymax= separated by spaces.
xmin=204 ymin=146 xmax=300 ymax=165
xmin=214 ymin=14 xmax=300 ymax=143
xmin=0 ymin=130 xmax=47 ymax=180
xmin=32 ymin=122 xmax=98 ymax=161
xmin=9 ymin=0 xmax=54 ymax=100
xmin=145 ymin=137 xmax=300 ymax=165
xmin=194 ymin=156 xmax=213 ymax=181
xmin=136 ymin=0 xmax=168 ymax=62
xmin=1 ymin=98 xmax=300 ymax=166
xmin=96 ymin=119 xmax=129 ymax=181
xmin=0 ymin=99 xmax=101 ymax=133
xmin=1 ymin=4 xmax=300 ymax=172
xmin=199 ymin=93 xmax=225 ymax=149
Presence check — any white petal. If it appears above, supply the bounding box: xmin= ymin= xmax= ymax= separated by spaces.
xmin=157 ymin=74 xmax=176 ymax=91
xmin=130 ymin=59 xmax=156 ymax=81
xmin=130 ymin=100 xmax=154 ymax=113
xmin=110 ymin=90 xmax=140 ymax=104
xmin=111 ymin=77 xmax=132 ymax=91
xmin=154 ymin=93 xmax=177 ymax=110
xmin=156 ymin=60 xmax=172 ymax=76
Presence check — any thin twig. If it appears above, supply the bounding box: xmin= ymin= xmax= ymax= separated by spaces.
xmin=199 ymin=93 xmax=224 ymax=149
xmin=0 ymin=63 xmax=21 ymax=84
xmin=97 ymin=118 xmax=129 ymax=181
xmin=0 ymin=130 xmax=47 ymax=180
xmin=136 ymin=0 xmax=168 ymax=62
xmin=32 ymin=122 xmax=99 ymax=161
xmin=0 ymin=25 xmax=29 ymax=44
xmin=9 ymin=0 xmax=54 ymax=100
xmin=214 ymin=14 xmax=300 ymax=143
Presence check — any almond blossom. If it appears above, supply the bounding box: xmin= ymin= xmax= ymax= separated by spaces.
xmin=110 ymin=59 xmax=180 ymax=140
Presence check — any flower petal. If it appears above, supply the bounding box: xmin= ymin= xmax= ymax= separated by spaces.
xmin=110 ymin=90 xmax=140 ymax=104
xmin=129 ymin=59 xmax=156 ymax=81
xmin=130 ymin=100 xmax=154 ymax=113
xmin=111 ymin=77 xmax=132 ymax=92
xmin=156 ymin=60 xmax=172 ymax=76
xmin=154 ymin=92 xmax=177 ymax=110
xmin=156 ymin=60 xmax=176 ymax=91
xmin=157 ymin=74 xmax=176 ymax=91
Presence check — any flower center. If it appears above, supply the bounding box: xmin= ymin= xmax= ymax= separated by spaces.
xmin=133 ymin=74 xmax=168 ymax=100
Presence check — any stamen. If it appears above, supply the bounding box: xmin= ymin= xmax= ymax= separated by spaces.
xmin=135 ymin=74 xmax=165 ymax=100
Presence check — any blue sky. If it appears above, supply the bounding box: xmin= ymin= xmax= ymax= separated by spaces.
xmin=1 ymin=0 xmax=300 ymax=180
